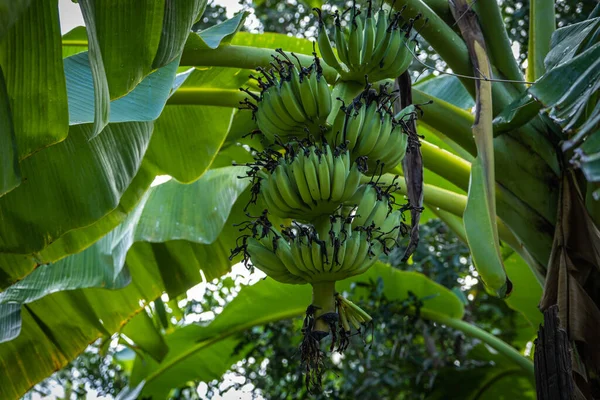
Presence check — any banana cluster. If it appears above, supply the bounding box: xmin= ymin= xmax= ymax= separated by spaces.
xmin=258 ymin=143 xmax=364 ymax=220
xmin=315 ymin=2 xmax=419 ymax=83
xmin=237 ymin=181 xmax=402 ymax=285
xmin=242 ymin=52 xmax=332 ymax=143
xmin=329 ymin=86 xmax=409 ymax=173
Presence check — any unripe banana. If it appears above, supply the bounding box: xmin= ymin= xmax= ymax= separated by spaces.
xmin=304 ymin=148 xmax=321 ymax=201
xmin=292 ymin=154 xmax=315 ymax=206
xmin=340 ymin=162 xmax=362 ymax=200
xmin=279 ymin=80 xmax=308 ymax=123
xmin=311 ymin=240 xmax=325 ymax=272
xmin=352 ymin=185 xmax=378 ymax=227
xmin=247 ymin=238 xmax=307 ymax=284
xmin=300 ymin=70 xmax=319 ymax=118
xmin=330 ymin=153 xmax=347 ymax=202
xmin=361 ymin=3 xmax=375 ymax=65
xmin=317 ymin=150 xmax=331 ymax=200
xmin=276 ymin=238 xmax=315 ymax=280
xmin=314 ymin=8 xmax=343 ymax=71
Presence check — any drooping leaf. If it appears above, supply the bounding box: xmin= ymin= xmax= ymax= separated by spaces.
xmin=78 ymin=0 xmax=110 ymax=138
xmin=452 ymin=5 xmax=510 ymax=298
xmin=0 ymin=161 xmax=156 ymax=291
xmin=146 ymin=67 xmax=246 ymax=182
xmin=64 ymin=51 xmax=180 ymax=127
xmin=0 ymin=121 xmax=153 ymax=254
xmin=78 ymin=0 xmax=165 ymax=100
xmin=61 ymin=26 xmax=88 ymax=58
xmin=122 ymin=310 xmax=168 ymax=363
xmin=0 ymin=193 xmax=149 ymax=342
xmin=526 ymin=0 xmax=555 ymax=81
xmin=492 ymin=92 xmax=543 ymax=134
xmin=0 ymin=65 xmax=20 ymax=197
xmin=0 ymin=0 xmax=69 ymax=159
xmin=0 ymin=167 xmax=251 ymax=399
xmin=193 ymin=11 xmax=247 ymax=49
xmin=152 ymin=0 xmax=208 ymax=68
xmin=414 ymin=75 xmax=474 ymax=110
xmin=127 ymin=263 xmax=465 ymax=397
xmin=528 ymin=17 xmax=600 ymax=184
xmin=0 ymin=0 xmax=32 ymax=39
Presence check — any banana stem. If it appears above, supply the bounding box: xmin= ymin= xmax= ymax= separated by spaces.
xmin=180 ymin=45 xmax=339 ymax=82
xmin=311 ymin=281 xmax=337 ymax=334
xmin=167 ymin=88 xmax=249 ymax=107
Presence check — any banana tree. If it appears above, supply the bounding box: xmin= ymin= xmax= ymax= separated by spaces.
xmin=0 ymin=0 xmax=599 ymax=398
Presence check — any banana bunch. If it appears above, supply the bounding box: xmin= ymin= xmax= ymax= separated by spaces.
xmin=314 ymin=1 xmax=420 ymax=83
xmin=242 ymin=210 xmax=401 ymax=285
xmin=329 ymin=86 xmax=409 ymax=173
xmin=258 ymin=143 xmax=365 ymax=221
xmin=242 ymin=51 xmax=333 ymax=143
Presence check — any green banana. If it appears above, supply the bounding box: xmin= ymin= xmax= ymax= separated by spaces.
xmin=279 ymin=79 xmax=308 ymax=123
xmin=311 ymin=240 xmax=325 ymax=272
xmin=361 ymin=2 xmax=375 ymax=66
xmin=304 ymin=148 xmax=321 ymax=201
xmin=299 ymin=71 xmax=318 ymax=118
xmin=276 ymin=238 xmax=314 ymax=280
xmin=308 ymin=70 xmax=323 ymax=120
xmin=316 ymin=74 xmax=332 ymax=120
xmin=348 ymin=12 xmax=363 ymax=70
xmin=341 ymin=162 xmax=361 ymax=200
xmin=354 ymin=102 xmax=380 ymax=156
xmin=274 ymin=164 xmax=305 ymax=210
xmin=334 ymin=14 xmax=351 ymax=68
xmin=314 ymin=8 xmax=343 ymax=71
xmin=292 ymin=154 xmax=315 ymax=206
xmin=247 ymin=238 xmax=306 ymax=284
xmin=330 ymin=153 xmax=347 ymax=202
xmin=317 ymin=150 xmax=332 ymax=200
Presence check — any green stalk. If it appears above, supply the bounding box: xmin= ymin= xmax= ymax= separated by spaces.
xmin=527 ymin=0 xmax=556 ymax=81
xmin=412 ymin=89 xmax=477 ymax=155
xmin=180 ymin=45 xmax=339 ymax=82
xmin=474 ymin=1 xmax=526 ymax=92
xmin=167 ymin=88 xmax=248 ymax=107
xmin=420 ymin=310 xmax=535 ymax=381
xmin=311 ymin=281 xmax=337 ymax=334
xmin=420 ymin=140 xmax=471 ymax=190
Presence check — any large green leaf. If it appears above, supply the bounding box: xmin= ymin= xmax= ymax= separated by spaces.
xmin=0 ymin=193 xmax=148 ymax=342
xmin=128 ymin=263 xmax=465 ymax=397
xmin=152 ymin=0 xmax=207 ymax=68
xmin=0 ymin=167 xmax=250 ymax=399
xmin=0 ymin=0 xmax=68 ymax=159
xmin=414 ymin=75 xmax=474 ymax=110
xmin=0 ymin=121 xmax=153 ymax=254
xmin=0 ymin=0 xmax=32 ymax=39
xmin=61 ymin=26 xmax=88 ymax=58
xmin=64 ymin=51 xmax=180 ymax=127
xmin=529 ymin=18 xmax=600 ymax=183
xmin=0 ymin=167 xmax=250 ymax=340
xmin=78 ymin=0 xmax=165 ymax=100
xmin=0 ymin=161 xmax=156 ymax=290
xmin=145 ymin=67 xmax=245 ymax=182
xmin=0 ymin=65 xmax=19 ymax=197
